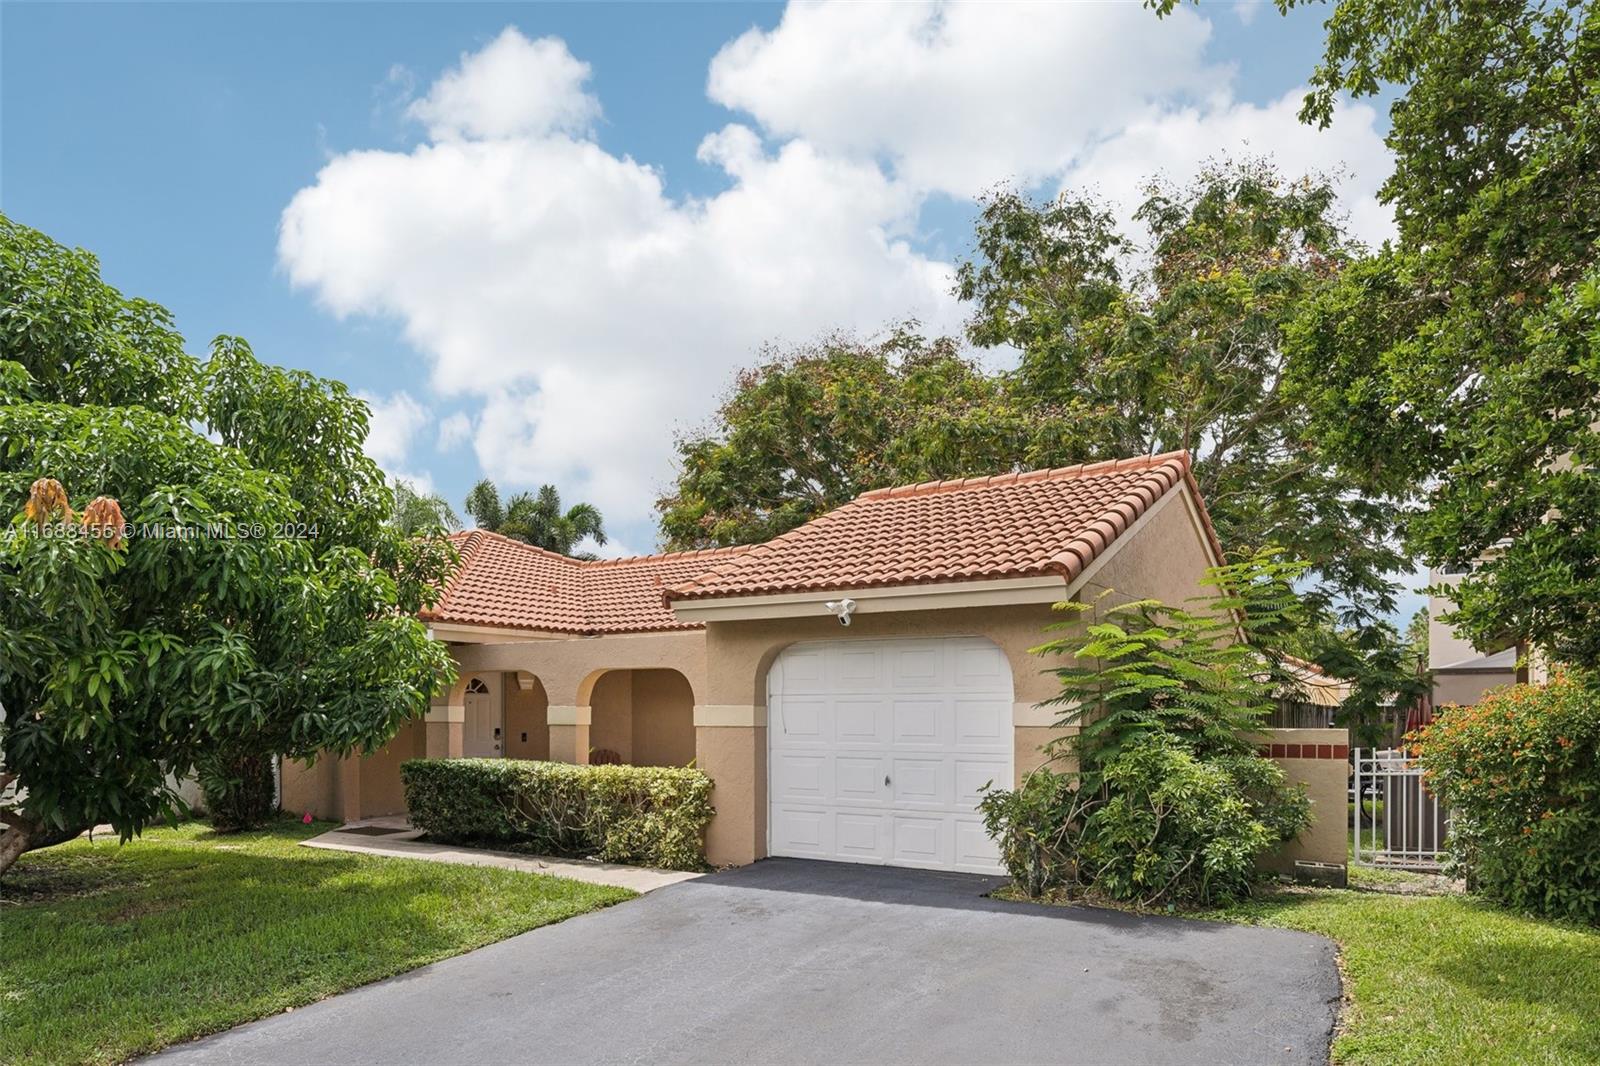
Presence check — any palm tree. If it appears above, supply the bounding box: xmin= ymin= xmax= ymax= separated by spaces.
xmin=391 ymin=479 xmax=461 ymax=534
xmin=463 ymin=479 xmax=606 ymax=558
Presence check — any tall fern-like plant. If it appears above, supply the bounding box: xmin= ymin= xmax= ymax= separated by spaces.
xmin=980 ymin=548 xmax=1314 ymax=906
xmin=1036 ymin=549 xmax=1310 ymax=782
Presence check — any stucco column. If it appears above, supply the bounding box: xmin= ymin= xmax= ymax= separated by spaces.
xmin=337 ymin=756 xmax=362 ymax=824
xmin=425 ymin=698 xmax=464 ymax=759
xmin=694 ymin=705 xmax=766 ymax=866
xmin=548 ymin=706 xmax=591 ymax=765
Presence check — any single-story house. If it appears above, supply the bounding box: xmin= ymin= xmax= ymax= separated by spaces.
xmin=284 ymin=451 xmax=1348 ymax=875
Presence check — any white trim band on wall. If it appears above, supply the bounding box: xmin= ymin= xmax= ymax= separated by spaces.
xmin=693 ymin=705 xmax=767 ymax=728
xmin=547 ymin=705 xmax=592 ymax=727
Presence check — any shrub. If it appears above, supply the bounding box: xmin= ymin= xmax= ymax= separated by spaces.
xmin=400 ymin=758 xmax=715 ymax=871
xmin=1415 ymin=675 xmax=1600 ymax=925
xmin=979 ymin=549 xmax=1314 ymax=907
xmin=198 ymin=750 xmax=277 ymax=832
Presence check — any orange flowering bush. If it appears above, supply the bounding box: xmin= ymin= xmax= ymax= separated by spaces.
xmin=1414 ymin=675 xmax=1600 ymax=924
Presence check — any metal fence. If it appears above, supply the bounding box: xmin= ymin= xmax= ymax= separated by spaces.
xmin=1350 ymin=748 xmax=1451 ymax=871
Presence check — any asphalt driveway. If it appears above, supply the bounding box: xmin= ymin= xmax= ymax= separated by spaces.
xmin=150 ymin=858 xmax=1339 ymax=1065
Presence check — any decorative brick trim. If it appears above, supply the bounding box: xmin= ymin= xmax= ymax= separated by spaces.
xmin=1264 ymin=742 xmax=1349 ymax=760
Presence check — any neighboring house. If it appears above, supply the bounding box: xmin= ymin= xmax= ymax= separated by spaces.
xmin=1268 ymin=656 xmax=1351 ymax=729
xmin=284 ymin=451 xmax=1348 ymax=875
xmin=1428 ymin=565 xmax=1519 ymax=707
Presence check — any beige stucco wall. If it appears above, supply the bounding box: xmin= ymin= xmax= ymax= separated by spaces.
xmin=1427 ymin=571 xmax=1480 ymax=670
xmin=504 ymin=676 xmax=550 ymax=760
xmin=359 ymin=720 xmax=425 ymax=817
xmin=1253 ymin=728 xmax=1351 ymax=875
xmin=280 ymin=754 xmax=340 ymax=820
xmin=632 ymin=669 xmax=697 ymax=767
xmin=589 ymin=669 xmax=634 ymax=761
xmin=1434 ymin=669 xmax=1515 ymax=709
xmin=279 ymin=719 xmax=427 ymax=822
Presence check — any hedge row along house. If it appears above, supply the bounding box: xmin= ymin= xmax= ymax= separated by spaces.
xmin=284 ymin=452 xmax=1349 ymax=875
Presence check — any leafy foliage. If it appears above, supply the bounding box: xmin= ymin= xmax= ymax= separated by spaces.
xmin=1267 ymin=0 xmax=1600 ymax=668
xmin=661 ymin=162 xmax=1408 ymax=651
xmin=980 ymin=550 xmax=1313 ymax=907
xmin=391 ymin=479 xmax=461 ymax=535
xmin=1415 ymin=675 xmax=1600 ymax=925
xmin=197 ymin=750 xmax=276 ymax=831
xmin=0 ymin=216 xmax=456 ymax=871
xmin=464 ymin=479 xmax=605 ymax=558
xmin=657 ymin=327 xmax=1064 ymax=549
xmin=962 ymin=160 xmax=1406 ymax=621
xmin=401 ymin=758 xmax=715 ymax=871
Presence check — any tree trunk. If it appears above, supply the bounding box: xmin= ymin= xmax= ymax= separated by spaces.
xmin=0 ymin=815 xmax=90 ymax=879
xmin=0 ymin=822 xmax=34 ymax=878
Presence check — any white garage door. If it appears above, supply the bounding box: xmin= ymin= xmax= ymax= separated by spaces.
xmin=767 ymin=636 xmax=1014 ymax=873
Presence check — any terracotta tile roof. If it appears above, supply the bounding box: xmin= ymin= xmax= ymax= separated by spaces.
xmin=666 ymin=451 xmax=1219 ymax=602
xmin=419 ymin=531 xmax=748 ymax=635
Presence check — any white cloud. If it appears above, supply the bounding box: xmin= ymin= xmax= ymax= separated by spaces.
xmin=437 ymin=411 xmax=473 ymax=450
xmin=281 ymin=113 xmax=956 ymax=522
xmin=1061 ymin=89 xmax=1395 ymax=248
xmin=407 ymin=27 xmax=600 ymax=141
xmin=282 ymin=10 xmax=1394 ymax=531
xmin=388 ymin=470 xmax=437 ymax=496
xmin=708 ymin=1 xmax=1221 ymax=198
xmin=358 ymin=390 xmax=430 ymax=470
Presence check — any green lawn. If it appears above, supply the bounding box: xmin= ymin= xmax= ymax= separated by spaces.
xmin=0 ymin=817 xmax=634 ymax=1065
xmin=1210 ymin=884 xmax=1600 ymax=1065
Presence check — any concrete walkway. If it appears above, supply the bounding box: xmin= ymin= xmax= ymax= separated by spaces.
xmin=152 ymin=857 xmax=1339 ymax=1065
xmin=302 ymin=818 xmax=701 ymax=894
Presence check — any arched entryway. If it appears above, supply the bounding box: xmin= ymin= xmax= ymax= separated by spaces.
xmin=504 ymin=672 xmax=549 ymax=760
xmin=587 ymin=668 xmax=696 ymax=767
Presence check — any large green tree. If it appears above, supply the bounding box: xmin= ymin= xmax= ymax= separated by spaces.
xmin=1262 ymin=0 xmax=1600 ymax=667
xmin=961 ymin=160 xmax=1407 ymax=620
xmin=0 ymin=217 xmax=455 ymax=873
xmin=658 ymin=328 xmax=1075 ymax=549
xmin=464 ymin=480 xmax=606 ymax=558
xmin=664 ymin=163 xmax=1407 ymax=623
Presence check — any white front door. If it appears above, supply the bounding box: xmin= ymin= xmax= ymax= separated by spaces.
xmin=463 ymin=675 xmax=502 ymax=758
xmin=767 ymin=636 xmax=1014 ymax=873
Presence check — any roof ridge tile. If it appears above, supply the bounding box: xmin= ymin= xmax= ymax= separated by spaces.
xmin=852 ymin=450 xmax=1190 ymax=502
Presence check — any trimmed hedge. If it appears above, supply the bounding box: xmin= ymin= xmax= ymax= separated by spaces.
xmin=400 ymin=758 xmax=714 ymax=871
xmin=1416 ymin=675 xmax=1600 ymax=925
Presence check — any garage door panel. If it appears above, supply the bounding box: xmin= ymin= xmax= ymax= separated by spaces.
xmin=889 ymin=758 xmax=946 ymax=806
xmin=774 ymin=647 xmax=826 ymax=691
xmin=955 ymin=758 xmax=1011 ymax=805
xmin=835 ymin=647 xmax=884 ymax=688
xmin=953 ymin=698 xmax=1011 ymax=747
xmin=834 ymin=697 xmax=889 ymax=745
xmin=834 ymin=756 xmax=886 ymax=802
xmin=769 ymin=637 xmax=1014 ymax=874
xmin=772 ymin=807 xmax=829 ymax=857
xmin=954 ymin=818 xmax=1004 ymax=871
xmin=773 ymin=695 xmax=827 ymax=743
xmin=954 ymin=644 xmax=1010 ymax=689
xmin=771 ymin=753 xmax=829 ymax=803
xmin=891 ymin=646 xmax=943 ymax=689
xmin=891 ymin=815 xmax=948 ymax=867
xmin=834 ymin=813 xmax=888 ymax=862
xmin=891 ymin=698 xmax=948 ymax=746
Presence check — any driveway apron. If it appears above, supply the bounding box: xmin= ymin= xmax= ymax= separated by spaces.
xmin=149 ymin=858 xmax=1340 ymax=1066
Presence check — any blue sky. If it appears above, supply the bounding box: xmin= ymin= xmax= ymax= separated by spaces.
xmin=4 ymin=1 xmax=1412 ymax=614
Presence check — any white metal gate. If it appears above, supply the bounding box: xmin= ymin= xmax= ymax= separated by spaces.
xmin=1351 ymin=748 xmax=1451 ymax=871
